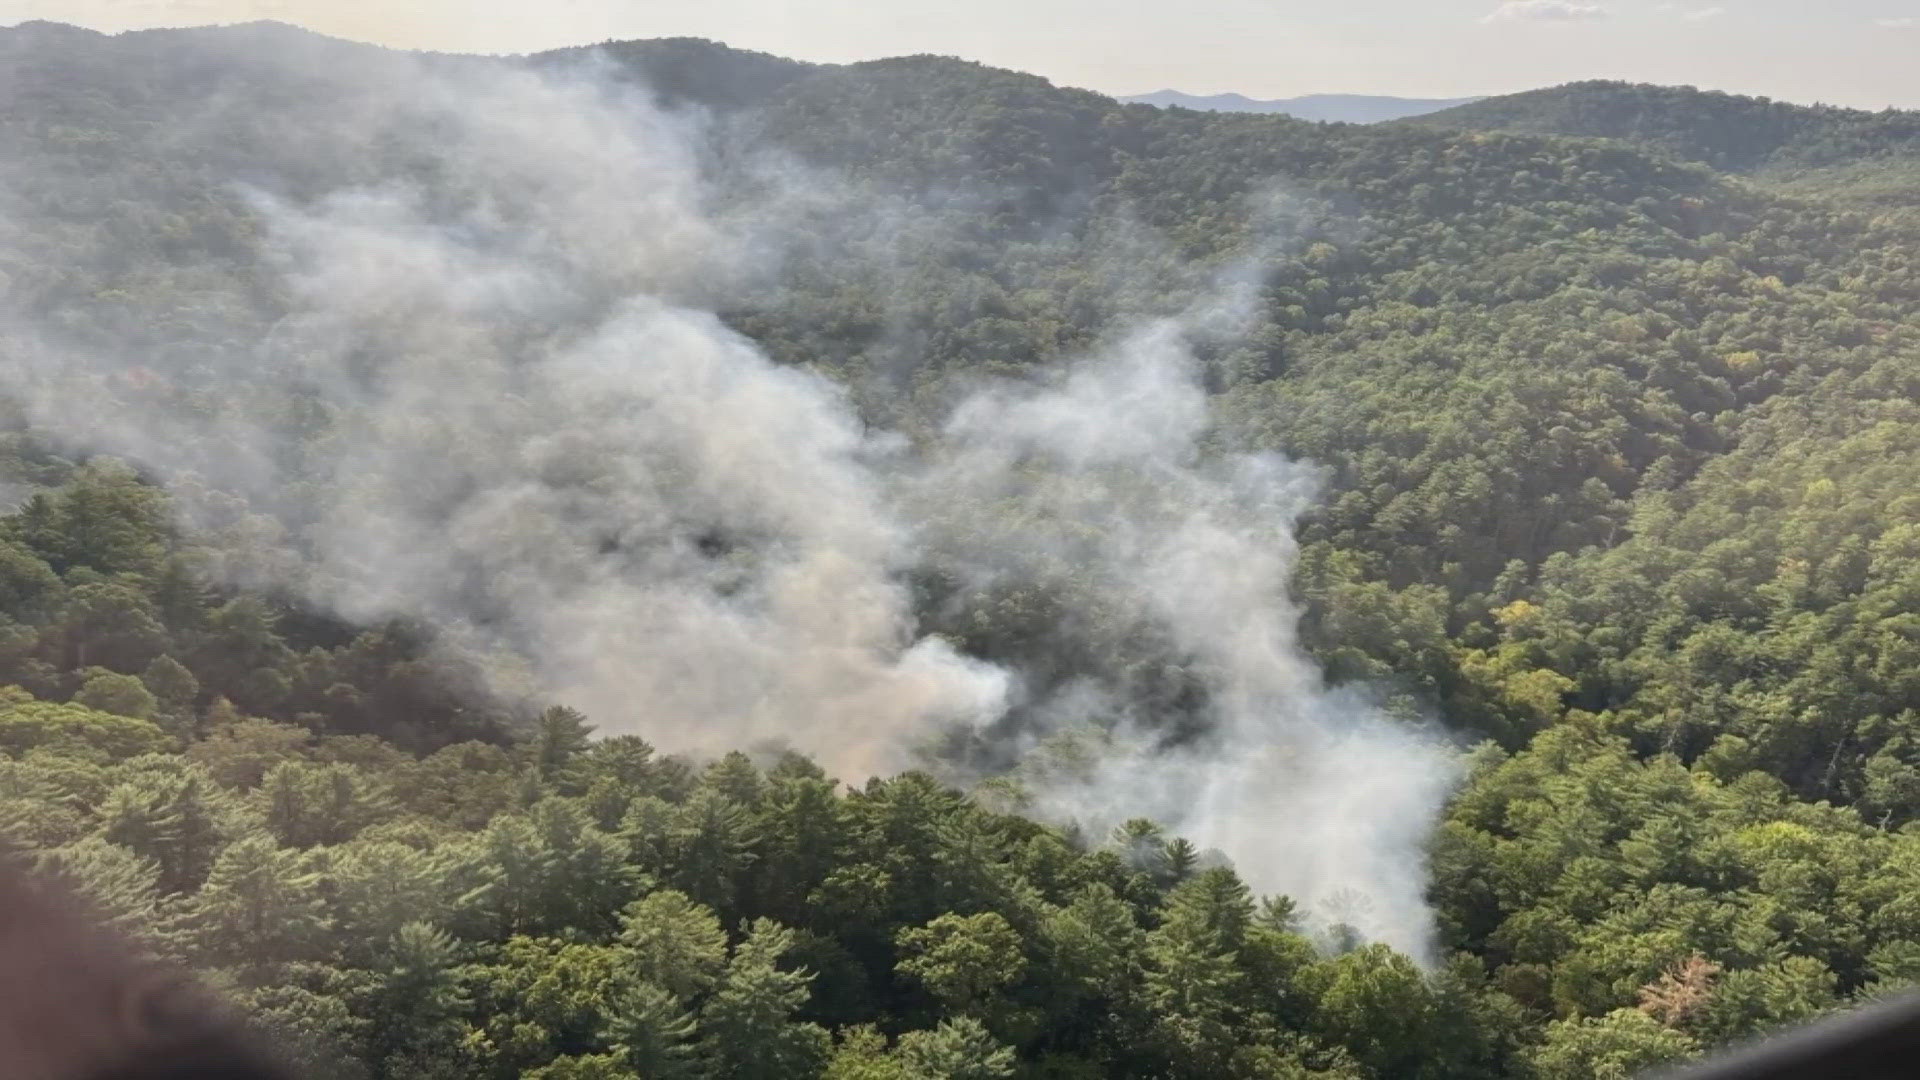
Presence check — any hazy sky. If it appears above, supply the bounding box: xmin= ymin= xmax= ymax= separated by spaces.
xmin=8 ymin=0 xmax=1918 ymax=108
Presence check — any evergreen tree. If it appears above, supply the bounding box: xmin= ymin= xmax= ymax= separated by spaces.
xmin=191 ymin=832 xmax=327 ymax=964
xmin=607 ymin=980 xmax=701 ymax=1080
xmin=532 ymin=705 xmax=595 ymax=789
xmin=98 ymin=761 xmax=232 ymax=895
xmin=361 ymin=923 xmax=476 ymax=1079
xmin=894 ymin=1017 xmax=1016 ymax=1080
xmin=619 ymin=890 xmax=730 ymax=1001
xmin=701 ymin=918 xmax=832 ymax=1079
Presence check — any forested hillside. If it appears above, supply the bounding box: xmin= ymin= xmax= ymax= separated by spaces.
xmin=3 ymin=19 xmax=1920 ymax=1079
xmin=1408 ymin=81 xmax=1920 ymax=204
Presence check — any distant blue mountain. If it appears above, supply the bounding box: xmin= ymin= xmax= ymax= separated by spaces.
xmin=1122 ymin=90 xmax=1486 ymax=124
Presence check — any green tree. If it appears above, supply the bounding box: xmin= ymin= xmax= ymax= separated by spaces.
xmin=1141 ymin=870 xmax=1249 ymax=1072
xmin=453 ymin=813 xmax=551 ymax=939
xmin=607 ymin=980 xmax=701 ymax=1080
xmin=360 ymin=922 xmax=476 ymax=1079
xmin=187 ymin=715 xmax=310 ymax=788
xmin=526 ymin=1054 xmax=639 ymax=1079
xmin=13 ymin=462 xmax=169 ymax=577
xmin=190 ymin=831 xmax=327 ymax=963
xmin=0 ymin=689 xmax=171 ymax=759
xmin=666 ymin=787 xmax=761 ymax=916
xmin=140 ymin=653 xmax=200 ymax=729
xmin=531 ymin=796 xmax=640 ymax=935
xmin=30 ymin=837 xmax=179 ymax=953
xmin=894 ymin=1017 xmax=1016 ymax=1080
xmin=822 ymin=1026 xmax=908 ymax=1080
xmin=0 ymin=541 xmax=62 ymax=623
xmin=618 ymin=889 xmax=730 ymax=1001
xmin=1691 ymin=957 xmax=1837 ymax=1047
xmin=470 ymin=937 xmax=624 ymax=1074
xmin=72 ymin=668 xmax=158 ymax=720
xmin=261 ymin=759 xmax=390 ymax=848
xmin=97 ymin=760 xmax=233 ymax=894
xmin=1040 ymin=882 xmax=1141 ymax=999
xmin=235 ymin=978 xmax=372 ymax=1080
xmin=897 ymin=911 xmax=1027 ymax=1013
xmin=1529 ymin=1008 xmax=1698 ymax=1080
xmin=1309 ymin=944 xmax=1440 ymax=1080
xmin=532 ymin=705 xmax=595 ymax=789
xmin=55 ymin=577 xmax=168 ymax=672
xmin=325 ymin=838 xmax=454 ymax=962
xmin=701 ymin=918 xmax=831 ymax=1079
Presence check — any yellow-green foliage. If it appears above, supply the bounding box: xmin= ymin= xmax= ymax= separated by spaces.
xmin=0 ymin=686 xmax=171 ymax=761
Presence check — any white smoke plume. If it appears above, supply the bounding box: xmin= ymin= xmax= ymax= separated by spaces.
xmin=4 ymin=47 xmax=1012 ymax=777
xmin=916 ymin=256 xmax=1459 ymax=959
xmin=0 ymin=34 xmax=1458 ymax=955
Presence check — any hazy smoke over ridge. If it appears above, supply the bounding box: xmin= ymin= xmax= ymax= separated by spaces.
xmin=1 ymin=41 xmax=1456 ymax=955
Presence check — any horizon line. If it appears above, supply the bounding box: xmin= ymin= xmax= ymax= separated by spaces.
xmin=5 ymin=17 xmax=1914 ymax=115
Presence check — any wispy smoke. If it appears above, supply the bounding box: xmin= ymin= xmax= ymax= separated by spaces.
xmin=0 ymin=36 xmax=1457 ymax=954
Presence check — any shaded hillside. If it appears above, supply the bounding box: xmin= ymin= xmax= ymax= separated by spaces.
xmin=1408 ymin=81 xmax=1920 ymax=204
xmin=532 ymin=35 xmax=816 ymax=111
xmin=1409 ymin=81 xmax=1920 ymax=171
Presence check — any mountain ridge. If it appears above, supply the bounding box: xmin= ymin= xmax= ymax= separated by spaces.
xmin=1122 ymin=90 xmax=1485 ymax=123
xmin=1407 ymin=79 xmax=1920 ymax=175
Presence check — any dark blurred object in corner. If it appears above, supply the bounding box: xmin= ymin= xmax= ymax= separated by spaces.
xmin=1647 ymin=990 xmax=1920 ymax=1080
xmin=0 ymin=847 xmax=296 ymax=1080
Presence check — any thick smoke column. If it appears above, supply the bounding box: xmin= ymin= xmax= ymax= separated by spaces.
xmin=920 ymin=265 xmax=1459 ymax=960
xmin=0 ymin=37 xmax=1457 ymax=955
xmin=239 ymin=64 xmax=1016 ymax=779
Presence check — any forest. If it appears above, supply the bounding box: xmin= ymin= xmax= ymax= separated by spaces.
xmin=3 ymin=18 xmax=1920 ymax=1079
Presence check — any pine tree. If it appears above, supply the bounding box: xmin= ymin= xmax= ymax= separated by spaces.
xmin=361 ymin=923 xmax=475 ymax=1079
xmin=668 ymin=787 xmax=759 ymax=916
xmin=618 ymin=890 xmax=730 ymax=1001
xmin=607 ymin=981 xmax=700 ymax=1080
xmin=98 ymin=761 xmax=231 ymax=894
xmin=531 ymin=796 xmax=641 ymax=935
xmin=191 ymin=831 xmax=327 ymax=963
xmin=325 ymin=839 xmax=454 ymax=964
xmin=533 ymin=705 xmax=596 ymax=790
xmin=893 ymin=1017 xmax=1016 ymax=1080
xmin=701 ymin=919 xmax=831 ymax=1079
xmin=261 ymin=759 xmax=391 ymax=848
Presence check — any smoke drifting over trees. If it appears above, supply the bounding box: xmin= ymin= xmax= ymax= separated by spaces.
xmin=2 ymin=31 xmax=1455 ymax=953
xmin=8 ymin=20 xmax=1920 ymax=1079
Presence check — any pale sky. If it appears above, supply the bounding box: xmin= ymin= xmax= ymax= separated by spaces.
xmin=6 ymin=0 xmax=1918 ymax=108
